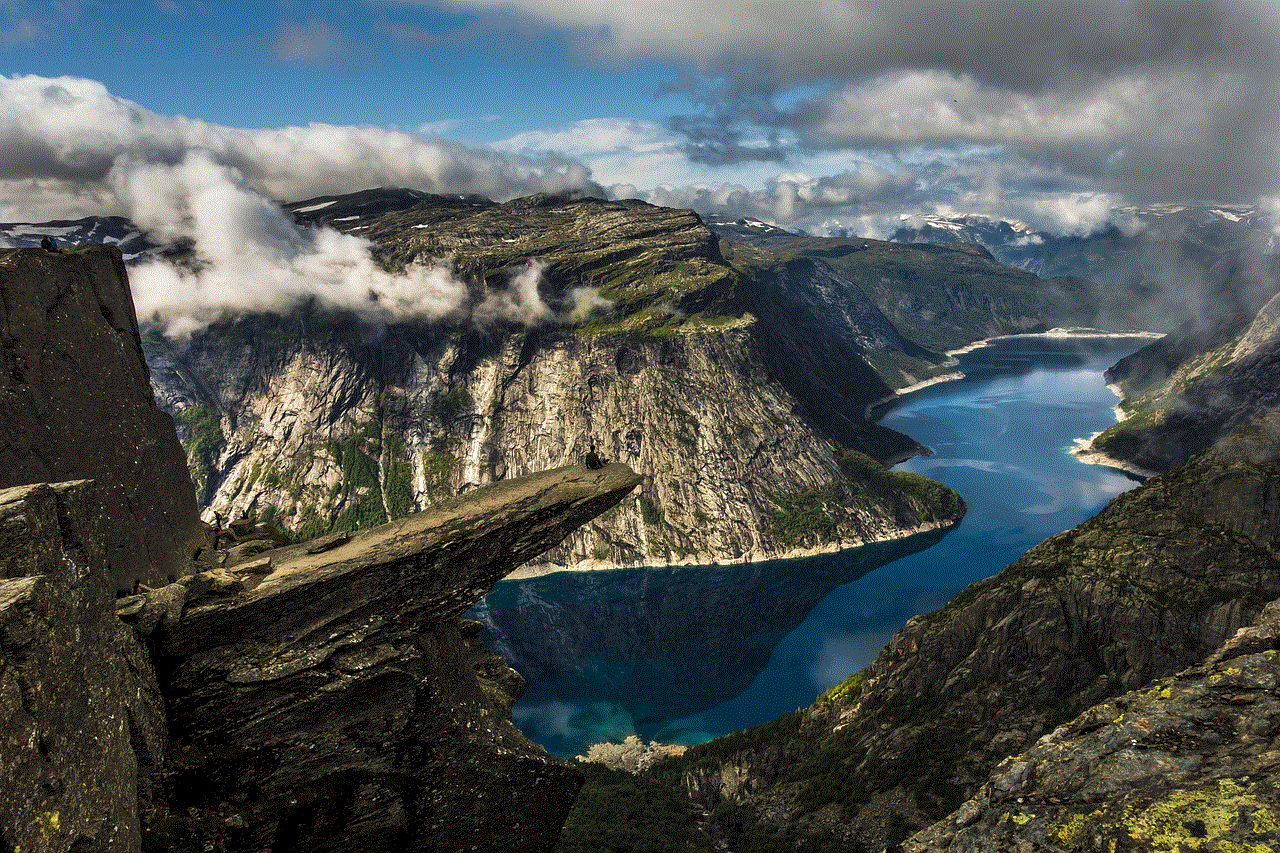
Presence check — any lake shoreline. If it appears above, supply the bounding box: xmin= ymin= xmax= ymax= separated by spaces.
xmin=505 ymin=515 xmax=958 ymax=581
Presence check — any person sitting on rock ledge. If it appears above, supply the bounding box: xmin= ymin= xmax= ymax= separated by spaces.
xmin=584 ymin=444 xmax=606 ymax=470
xmin=40 ymin=235 xmax=60 ymax=252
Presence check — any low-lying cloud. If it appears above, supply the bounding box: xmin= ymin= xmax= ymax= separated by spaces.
xmin=110 ymin=152 xmax=595 ymax=336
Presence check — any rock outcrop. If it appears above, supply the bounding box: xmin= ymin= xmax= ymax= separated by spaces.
xmin=0 ymin=246 xmax=201 ymax=590
xmin=144 ymin=463 xmax=642 ymax=853
xmin=906 ymin=598 xmax=1280 ymax=853
xmin=144 ymin=192 xmax=963 ymax=570
xmin=0 ymin=480 xmax=166 ymax=853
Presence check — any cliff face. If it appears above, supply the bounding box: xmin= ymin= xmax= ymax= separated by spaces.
xmin=0 ymin=480 xmax=166 ymax=853
xmin=0 ymin=246 xmax=201 ymax=590
xmin=145 ymin=193 xmax=963 ymax=570
xmin=561 ymin=414 xmax=1280 ymax=852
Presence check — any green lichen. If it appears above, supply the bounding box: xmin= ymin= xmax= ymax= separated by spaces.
xmin=1051 ymin=781 xmax=1280 ymax=851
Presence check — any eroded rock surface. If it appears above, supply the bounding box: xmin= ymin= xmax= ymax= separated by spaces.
xmin=148 ymin=463 xmax=642 ymax=853
xmin=907 ymin=600 xmax=1280 ymax=853
xmin=0 ymin=246 xmax=201 ymax=590
xmin=0 ymin=480 xmax=166 ymax=853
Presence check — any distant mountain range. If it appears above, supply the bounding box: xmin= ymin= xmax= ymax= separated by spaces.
xmin=0 ymin=215 xmax=158 ymax=260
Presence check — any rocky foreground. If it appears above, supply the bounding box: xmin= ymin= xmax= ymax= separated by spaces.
xmin=0 ymin=245 xmax=641 ymax=853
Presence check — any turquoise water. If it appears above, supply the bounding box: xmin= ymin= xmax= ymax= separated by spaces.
xmin=472 ymin=336 xmax=1149 ymax=757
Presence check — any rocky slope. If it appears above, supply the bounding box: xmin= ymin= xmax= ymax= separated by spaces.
xmin=1090 ymin=279 xmax=1280 ymax=473
xmin=559 ymin=413 xmax=1280 ymax=852
xmin=905 ymin=598 xmax=1280 ymax=853
xmin=143 ymin=191 xmax=964 ymax=570
xmin=0 ymin=245 xmax=201 ymax=592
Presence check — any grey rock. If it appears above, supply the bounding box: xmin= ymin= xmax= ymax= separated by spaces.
xmin=151 ymin=462 xmax=641 ymax=853
xmin=0 ymin=246 xmax=201 ymax=590
xmin=0 ymin=481 xmax=166 ymax=853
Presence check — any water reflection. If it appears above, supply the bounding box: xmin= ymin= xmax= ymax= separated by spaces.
xmin=471 ymin=530 xmax=947 ymax=756
xmin=476 ymin=335 xmax=1152 ymax=757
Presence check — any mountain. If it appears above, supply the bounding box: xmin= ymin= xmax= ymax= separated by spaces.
xmin=557 ymin=412 xmax=1280 ymax=852
xmin=708 ymin=221 xmax=1105 ymax=365
xmin=0 ymin=245 xmax=639 ymax=853
xmin=136 ymin=190 xmax=966 ymax=570
xmin=0 ymin=215 xmax=159 ymax=260
xmin=887 ymin=204 xmax=1278 ymax=336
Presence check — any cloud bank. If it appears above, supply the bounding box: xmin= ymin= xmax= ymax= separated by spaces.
xmin=0 ymin=74 xmax=616 ymax=335
xmin=0 ymin=74 xmax=603 ymax=221
xmin=440 ymin=0 xmax=1280 ymax=209
xmin=114 ymin=152 xmax=575 ymax=336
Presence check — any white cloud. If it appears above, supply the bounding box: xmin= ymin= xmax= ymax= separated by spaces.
xmin=0 ymin=74 xmax=604 ymax=220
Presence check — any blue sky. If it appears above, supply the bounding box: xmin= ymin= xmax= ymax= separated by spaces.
xmin=2 ymin=1 xmax=1279 ymax=236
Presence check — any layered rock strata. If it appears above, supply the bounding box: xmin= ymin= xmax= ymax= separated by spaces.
xmin=146 ymin=463 xmax=642 ymax=853
xmin=0 ymin=246 xmax=201 ymax=590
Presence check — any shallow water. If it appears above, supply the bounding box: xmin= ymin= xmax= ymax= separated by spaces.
xmin=471 ymin=336 xmax=1149 ymax=757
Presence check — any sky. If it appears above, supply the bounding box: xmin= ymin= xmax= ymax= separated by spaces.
xmin=2 ymin=0 xmax=1279 ymax=240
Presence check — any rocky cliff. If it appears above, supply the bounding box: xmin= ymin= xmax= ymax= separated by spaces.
xmin=0 ymin=246 xmax=201 ymax=590
xmin=1091 ymin=283 xmax=1280 ymax=473
xmin=0 ymin=246 xmax=645 ymax=853
xmin=559 ymin=413 xmax=1280 ymax=852
xmin=144 ymin=191 xmax=964 ymax=570
xmin=143 ymin=462 xmax=642 ymax=853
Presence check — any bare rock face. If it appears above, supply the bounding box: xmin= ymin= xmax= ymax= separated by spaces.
xmin=146 ymin=463 xmax=642 ymax=853
xmin=0 ymin=246 xmax=201 ymax=591
xmin=0 ymin=480 xmax=167 ymax=853
xmin=144 ymin=194 xmax=963 ymax=572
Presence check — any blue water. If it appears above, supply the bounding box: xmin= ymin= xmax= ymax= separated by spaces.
xmin=473 ymin=336 xmax=1149 ymax=757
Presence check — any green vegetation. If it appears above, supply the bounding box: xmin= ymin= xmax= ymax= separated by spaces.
xmin=382 ymin=434 xmax=416 ymax=519
xmin=556 ymin=765 xmax=709 ymax=853
xmin=420 ymin=449 xmax=456 ymax=498
xmin=434 ymin=388 xmax=473 ymax=421
xmin=639 ymin=495 xmax=664 ymax=527
xmin=175 ymin=406 xmax=224 ymax=498
xmin=765 ymin=450 xmax=963 ymax=548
